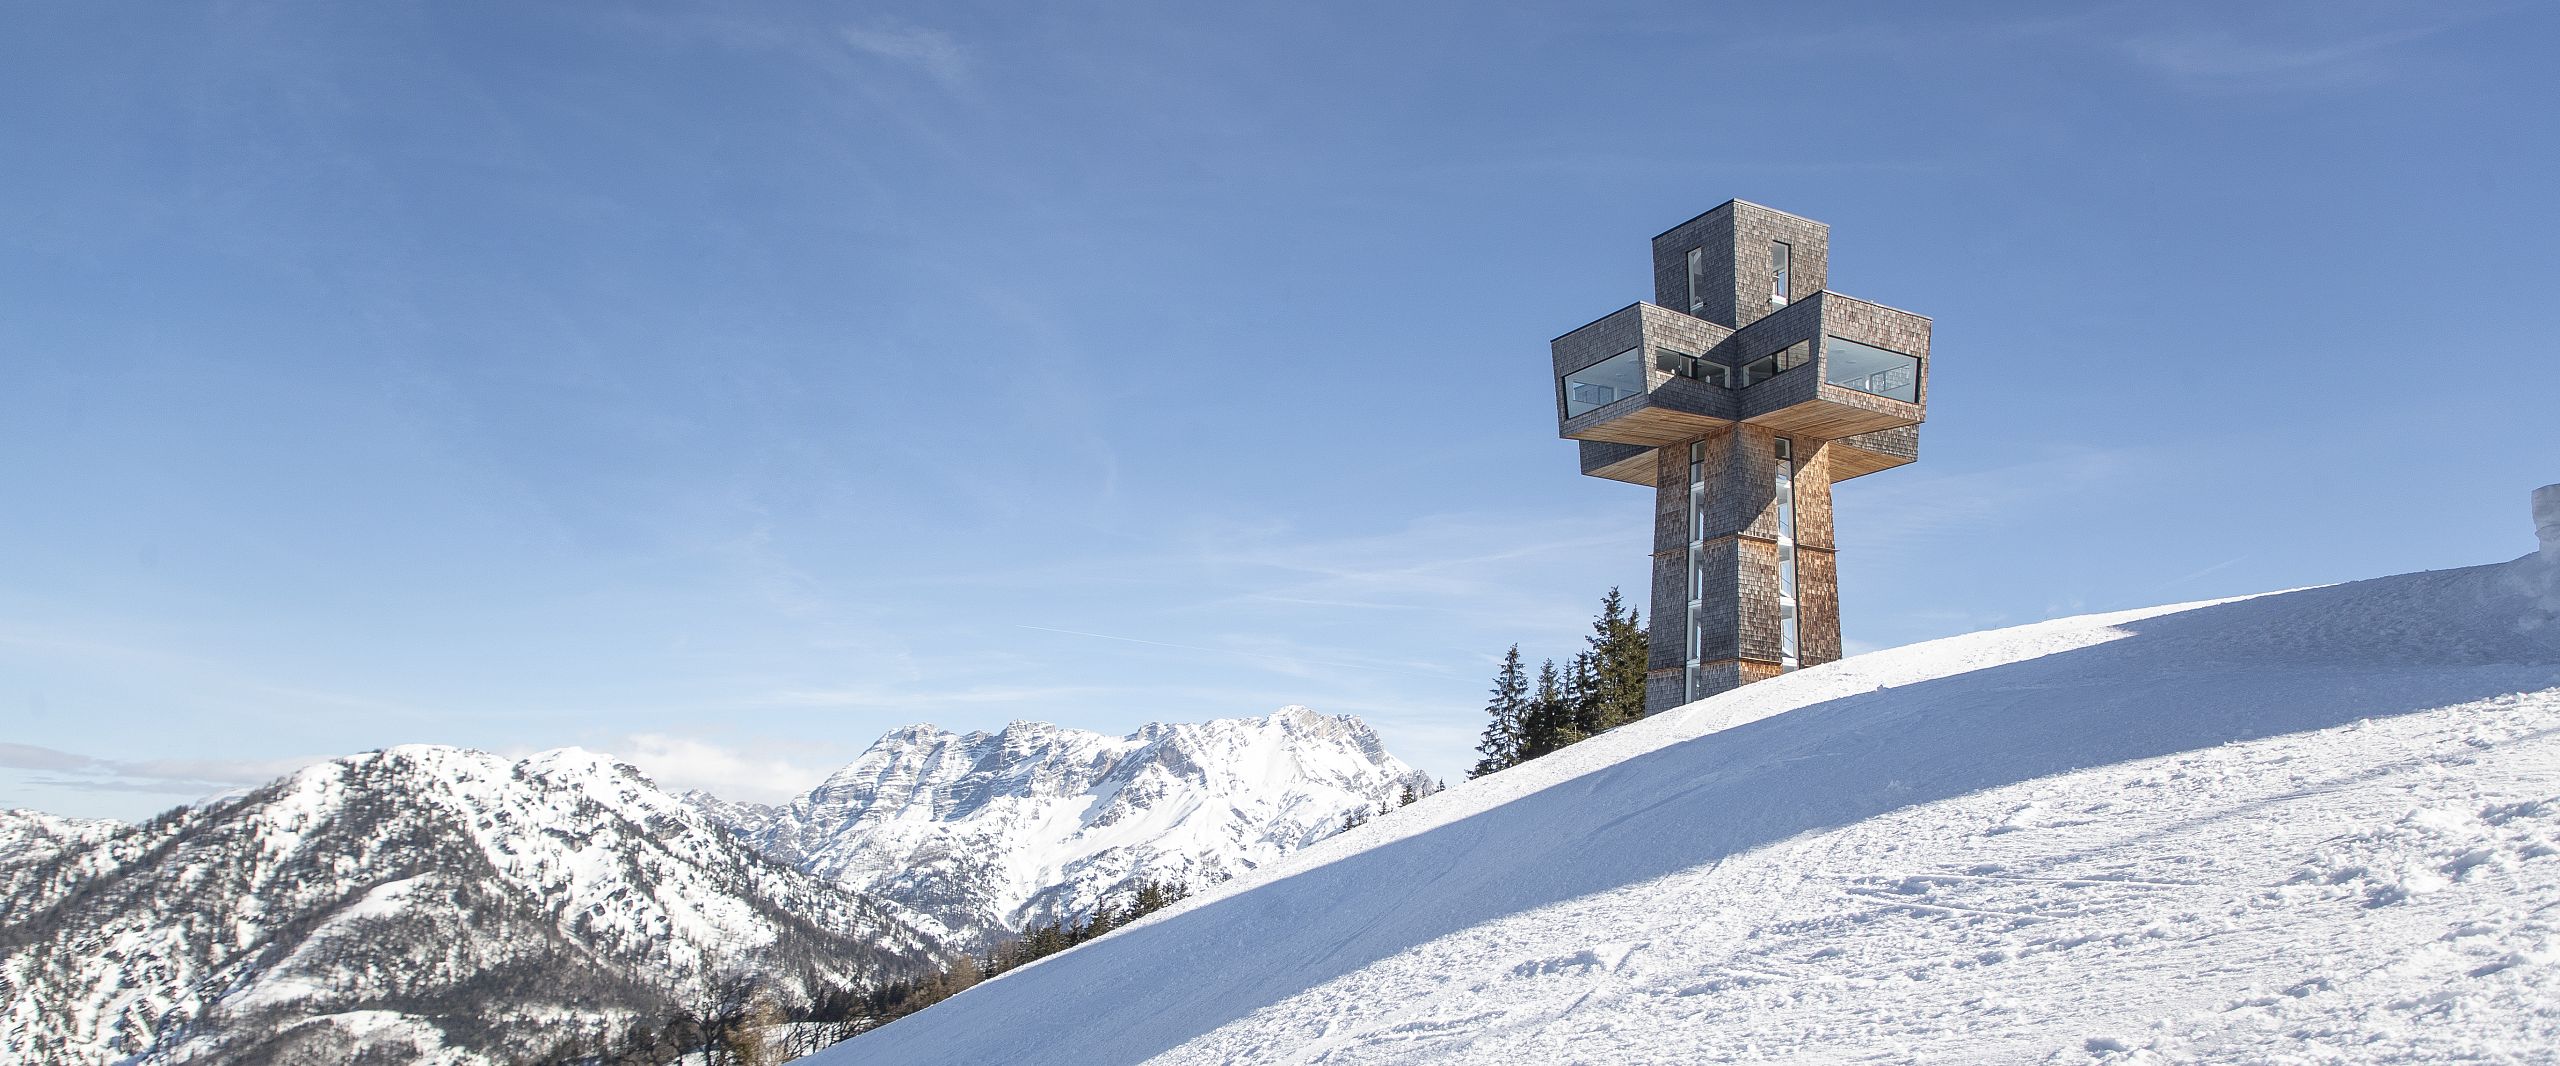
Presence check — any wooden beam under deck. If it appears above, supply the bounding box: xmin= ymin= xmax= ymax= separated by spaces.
xmin=1563 ymin=405 xmax=1734 ymax=447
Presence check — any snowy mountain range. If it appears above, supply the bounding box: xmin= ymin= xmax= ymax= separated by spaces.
xmin=697 ymin=707 xmax=1433 ymax=946
xmin=0 ymin=746 xmax=940 ymax=1066
xmin=0 ymin=709 xmax=1428 ymax=1064
xmin=823 ymin=546 xmax=2560 ymax=1064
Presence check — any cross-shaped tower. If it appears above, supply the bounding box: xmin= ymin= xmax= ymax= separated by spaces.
xmin=1550 ymin=200 xmax=1932 ymax=713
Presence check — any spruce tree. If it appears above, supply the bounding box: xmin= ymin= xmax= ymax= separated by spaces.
xmin=1543 ymin=651 xmax=1596 ymax=749
xmin=1469 ymin=645 xmax=1530 ymax=778
xmin=1589 ymin=587 xmax=1649 ymax=730
xmin=1516 ymin=658 xmax=1568 ymax=761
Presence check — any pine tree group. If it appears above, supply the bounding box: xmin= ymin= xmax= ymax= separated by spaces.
xmin=1467 ymin=589 xmax=1646 ymax=778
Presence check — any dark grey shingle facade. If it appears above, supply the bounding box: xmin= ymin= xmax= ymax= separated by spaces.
xmin=1552 ymin=200 xmax=1932 ymax=713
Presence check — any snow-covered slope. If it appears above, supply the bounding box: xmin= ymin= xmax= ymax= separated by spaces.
xmin=0 ymin=808 xmax=121 ymax=879
xmin=711 ymin=708 xmax=1430 ymax=945
xmin=0 ymin=746 xmax=939 ymax=1066
xmin=820 ymin=551 xmax=2560 ymax=1064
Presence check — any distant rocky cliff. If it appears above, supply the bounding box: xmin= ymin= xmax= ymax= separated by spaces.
xmin=700 ymin=707 xmax=1433 ymax=945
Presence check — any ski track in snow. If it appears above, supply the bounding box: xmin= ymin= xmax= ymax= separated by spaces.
xmin=1166 ymin=694 xmax=2560 ymax=1064
xmin=819 ymin=555 xmax=2560 ymax=1064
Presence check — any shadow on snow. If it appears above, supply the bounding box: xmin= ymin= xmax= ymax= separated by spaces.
xmin=828 ymin=558 xmax=2560 ymax=1064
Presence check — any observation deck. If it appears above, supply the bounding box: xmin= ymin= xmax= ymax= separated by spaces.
xmin=1552 ymin=291 xmax=1929 ymax=485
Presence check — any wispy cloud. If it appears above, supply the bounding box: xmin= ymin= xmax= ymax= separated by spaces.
xmin=0 ymin=621 xmax=434 ymax=723
xmin=2163 ymin=554 xmax=2250 ymax=589
xmin=2121 ymin=18 xmax=2462 ymax=93
xmin=711 ymin=515 xmax=832 ymax=618
xmin=840 ymin=22 xmax=970 ymax=87
xmin=0 ymin=734 xmax=834 ymax=810
xmin=1188 ymin=512 xmax=1632 ymax=628
xmin=2093 ymin=0 xmax=2516 ymax=94
xmin=1677 ymin=1 xmax=2491 ymax=97
xmin=760 ymin=682 xmax=1122 ymax=712
xmin=1014 ymin=625 xmax=1455 ymax=680
xmin=1841 ymin=447 xmax=2145 ymax=564
xmin=0 ymin=742 xmax=315 ymax=800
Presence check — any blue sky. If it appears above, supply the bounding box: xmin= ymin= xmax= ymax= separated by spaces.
xmin=4 ymin=1 xmax=2553 ymax=818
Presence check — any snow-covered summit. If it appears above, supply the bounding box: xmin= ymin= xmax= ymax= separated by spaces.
xmin=708 ymin=707 xmax=1430 ymax=944
xmin=822 ymin=551 xmax=2560 ymax=1064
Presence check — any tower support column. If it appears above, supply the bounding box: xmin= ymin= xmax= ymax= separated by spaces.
xmin=1643 ymin=425 xmax=1843 ymax=714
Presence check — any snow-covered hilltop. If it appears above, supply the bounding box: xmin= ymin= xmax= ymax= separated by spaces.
xmin=822 ymin=548 xmax=2560 ymax=1064
xmin=706 ymin=708 xmax=1432 ymax=945
xmin=0 ymin=746 xmax=939 ymax=1066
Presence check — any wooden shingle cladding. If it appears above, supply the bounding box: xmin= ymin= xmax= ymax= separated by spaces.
xmin=1553 ymin=201 xmax=1931 ymax=713
xmin=1649 ymin=200 xmax=1832 ymax=332
xmin=1817 ymin=293 xmax=1932 ymax=407
xmin=1637 ymin=424 xmax=1845 ymax=700
xmin=1553 ymin=304 xmax=1738 ymax=445
xmin=1734 ymin=292 xmax=1927 ymax=439
xmin=1552 ymin=292 xmax=1924 ymax=448
xmin=1830 ymin=425 xmax=1918 ymax=481
xmin=1577 ymin=441 xmax=1655 ymax=486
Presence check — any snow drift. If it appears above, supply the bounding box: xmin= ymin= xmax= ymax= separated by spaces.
xmin=820 ymin=549 xmax=2560 ymax=1063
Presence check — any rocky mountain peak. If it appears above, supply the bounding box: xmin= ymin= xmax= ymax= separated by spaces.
xmin=701 ymin=709 xmax=1431 ymax=946
xmin=1 ymin=744 xmax=937 ymax=1066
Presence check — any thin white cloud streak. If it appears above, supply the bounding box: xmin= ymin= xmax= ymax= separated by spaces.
xmin=840 ymin=23 xmax=971 ymax=87
xmin=2163 ymin=555 xmax=2250 ymax=589
xmin=0 ymin=621 xmax=433 ymax=722
xmin=2119 ymin=5 xmax=2495 ymax=93
xmin=759 ymin=682 xmax=1125 ymax=712
xmin=1649 ymin=0 xmax=2492 ymax=97
xmin=1180 ymin=513 xmax=1636 ymax=632
xmin=0 ymin=741 xmax=317 ymax=801
xmin=1838 ymin=448 xmax=2144 ymax=564
xmin=1014 ymin=625 xmax=1455 ymax=680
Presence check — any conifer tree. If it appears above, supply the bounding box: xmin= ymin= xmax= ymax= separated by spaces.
xmin=1515 ymin=658 xmax=1569 ymax=761
xmin=1469 ymin=645 xmax=1530 ymax=778
xmin=1563 ymin=649 xmax=1603 ymax=742
xmin=1589 ymin=587 xmax=1649 ymax=730
xmin=1471 ymin=590 xmax=1653 ymax=778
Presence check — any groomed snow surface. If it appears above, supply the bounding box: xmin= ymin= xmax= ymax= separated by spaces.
xmin=820 ymin=553 xmax=2560 ymax=1064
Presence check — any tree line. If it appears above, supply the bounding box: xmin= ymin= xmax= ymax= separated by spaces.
xmin=575 ymin=879 xmax=1194 ymax=1064
xmin=1469 ymin=588 xmax=1646 ymax=778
